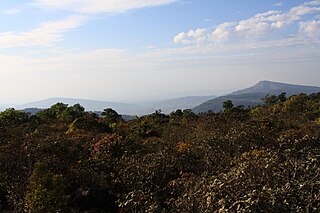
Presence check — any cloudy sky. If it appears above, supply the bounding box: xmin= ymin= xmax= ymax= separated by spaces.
xmin=0 ymin=0 xmax=320 ymax=104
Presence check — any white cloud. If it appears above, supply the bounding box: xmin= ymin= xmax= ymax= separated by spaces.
xmin=173 ymin=32 xmax=186 ymax=44
xmin=255 ymin=10 xmax=282 ymax=18
xmin=300 ymin=20 xmax=320 ymax=37
xmin=0 ymin=15 xmax=87 ymax=48
xmin=33 ymin=0 xmax=178 ymax=14
xmin=1 ymin=1 xmax=173 ymax=50
xmin=235 ymin=19 xmax=270 ymax=36
xmin=290 ymin=5 xmax=320 ymax=16
xmin=305 ymin=0 xmax=320 ymax=6
xmin=173 ymin=28 xmax=207 ymax=44
xmin=211 ymin=22 xmax=235 ymax=42
xmin=174 ymin=1 xmax=320 ymax=47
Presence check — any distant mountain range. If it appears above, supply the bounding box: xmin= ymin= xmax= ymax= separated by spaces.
xmin=193 ymin=81 xmax=320 ymax=114
xmin=15 ymin=98 xmax=154 ymax=116
xmin=1 ymin=81 xmax=319 ymax=115
xmin=6 ymin=96 xmax=217 ymax=116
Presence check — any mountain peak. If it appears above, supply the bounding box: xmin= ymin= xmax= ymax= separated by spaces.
xmin=231 ymin=81 xmax=319 ymax=96
xmin=193 ymin=81 xmax=320 ymax=114
xmin=257 ymin=80 xmax=273 ymax=84
xmin=250 ymin=80 xmax=285 ymax=91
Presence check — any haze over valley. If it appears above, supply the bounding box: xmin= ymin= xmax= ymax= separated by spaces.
xmin=1 ymin=81 xmax=319 ymax=116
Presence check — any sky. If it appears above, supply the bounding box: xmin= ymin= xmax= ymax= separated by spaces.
xmin=0 ymin=0 xmax=320 ymax=104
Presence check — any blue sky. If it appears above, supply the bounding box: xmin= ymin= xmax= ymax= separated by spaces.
xmin=0 ymin=0 xmax=320 ymax=104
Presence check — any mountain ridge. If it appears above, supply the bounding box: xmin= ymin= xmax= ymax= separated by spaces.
xmin=193 ymin=81 xmax=320 ymax=114
xmin=2 ymin=81 xmax=320 ymax=115
xmin=9 ymin=95 xmax=218 ymax=115
xmin=15 ymin=97 xmax=153 ymax=116
xmin=231 ymin=80 xmax=320 ymax=96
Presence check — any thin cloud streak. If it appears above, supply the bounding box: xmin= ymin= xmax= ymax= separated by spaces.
xmin=33 ymin=0 xmax=179 ymax=14
xmin=0 ymin=15 xmax=87 ymax=48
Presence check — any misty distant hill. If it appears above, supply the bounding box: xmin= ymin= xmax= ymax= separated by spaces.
xmin=145 ymin=95 xmax=216 ymax=114
xmin=22 ymin=108 xmax=43 ymax=115
xmin=15 ymin=97 xmax=154 ymax=116
xmin=4 ymin=81 xmax=319 ymax=115
xmin=193 ymin=81 xmax=320 ymax=114
xmin=14 ymin=96 xmax=219 ymax=116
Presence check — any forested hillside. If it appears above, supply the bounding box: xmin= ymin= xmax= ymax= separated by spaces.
xmin=0 ymin=93 xmax=320 ymax=212
xmin=193 ymin=81 xmax=320 ymax=113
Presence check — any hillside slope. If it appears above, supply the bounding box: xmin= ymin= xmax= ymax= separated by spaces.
xmin=145 ymin=95 xmax=216 ymax=114
xmin=193 ymin=81 xmax=320 ymax=113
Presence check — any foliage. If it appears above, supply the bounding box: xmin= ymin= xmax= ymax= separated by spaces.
xmin=67 ymin=113 xmax=109 ymax=133
xmin=23 ymin=163 xmax=69 ymax=213
xmin=102 ymin=108 xmax=123 ymax=123
xmin=0 ymin=108 xmax=29 ymax=125
xmin=223 ymin=100 xmax=234 ymax=112
xmin=262 ymin=92 xmax=287 ymax=105
xmin=35 ymin=103 xmax=85 ymax=122
xmin=0 ymin=92 xmax=320 ymax=212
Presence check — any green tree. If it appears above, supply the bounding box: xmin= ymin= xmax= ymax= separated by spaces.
xmin=262 ymin=94 xmax=278 ymax=105
xmin=0 ymin=108 xmax=29 ymax=125
xmin=23 ymin=163 xmax=69 ymax=213
xmin=102 ymin=108 xmax=122 ymax=123
xmin=67 ymin=113 xmax=109 ymax=133
xmin=36 ymin=103 xmax=85 ymax=122
xmin=36 ymin=103 xmax=68 ymax=121
xmin=223 ymin=100 xmax=234 ymax=112
xmin=277 ymin=92 xmax=287 ymax=102
xmin=50 ymin=103 xmax=68 ymax=114
xmin=59 ymin=103 xmax=85 ymax=122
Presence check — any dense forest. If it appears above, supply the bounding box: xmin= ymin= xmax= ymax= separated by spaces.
xmin=0 ymin=92 xmax=320 ymax=212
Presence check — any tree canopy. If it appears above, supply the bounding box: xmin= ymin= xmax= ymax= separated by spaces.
xmin=0 ymin=93 xmax=320 ymax=212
